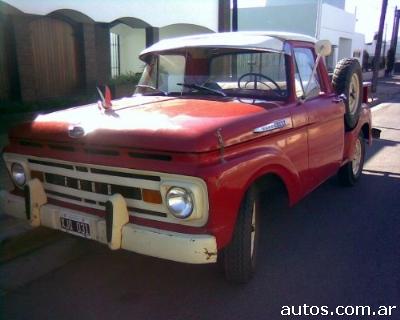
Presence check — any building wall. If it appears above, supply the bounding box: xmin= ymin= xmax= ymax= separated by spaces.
xmin=320 ymin=3 xmax=356 ymax=38
xmin=238 ymin=1 xmax=362 ymax=71
xmin=95 ymin=23 xmax=112 ymax=84
xmin=159 ymin=24 xmax=213 ymax=40
xmin=2 ymin=0 xmax=223 ymax=101
xmin=0 ymin=14 xmax=19 ymax=100
xmin=2 ymin=0 xmax=219 ymax=31
xmin=4 ymin=12 xmax=111 ymax=101
xmin=110 ymin=24 xmax=146 ymax=75
xmin=318 ymin=4 xmax=364 ymax=69
xmin=323 ymin=0 xmax=345 ymax=10
xmin=109 ymin=23 xmax=214 ymax=75
xmin=238 ymin=0 xmax=318 ymax=37
xmin=351 ymin=32 xmax=365 ymax=60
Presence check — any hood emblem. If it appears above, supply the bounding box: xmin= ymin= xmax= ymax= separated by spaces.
xmin=68 ymin=125 xmax=85 ymax=138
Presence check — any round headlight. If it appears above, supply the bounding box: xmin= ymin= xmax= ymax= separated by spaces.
xmin=166 ymin=187 xmax=193 ymax=219
xmin=11 ymin=163 xmax=26 ymax=187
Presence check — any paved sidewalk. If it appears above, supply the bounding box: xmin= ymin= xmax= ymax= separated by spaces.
xmin=1 ymin=235 xmax=91 ymax=293
xmin=370 ymin=74 xmax=400 ymax=106
xmin=0 ymin=215 xmax=31 ymax=243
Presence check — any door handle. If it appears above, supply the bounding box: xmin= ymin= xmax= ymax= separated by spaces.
xmin=332 ymin=94 xmax=347 ymax=103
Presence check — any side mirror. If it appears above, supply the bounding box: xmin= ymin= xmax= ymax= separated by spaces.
xmin=315 ymin=40 xmax=332 ymax=57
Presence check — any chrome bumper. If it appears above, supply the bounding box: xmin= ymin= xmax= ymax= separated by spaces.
xmin=0 ymin=183 xmax=217 ymax=264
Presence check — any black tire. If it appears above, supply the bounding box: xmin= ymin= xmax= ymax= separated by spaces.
xmin=332 ymin=58 xmax=363 ymax=131
xmin=338 ymin=133 xmax=365 ymax=186
xmin=223 ymin=187 xmax=260 ymax=283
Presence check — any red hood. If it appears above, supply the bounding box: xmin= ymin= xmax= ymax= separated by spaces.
xmin=9 ymin=96 xmax=284 ymax=153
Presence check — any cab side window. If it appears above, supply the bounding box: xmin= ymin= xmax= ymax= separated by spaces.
xmin=293 ymin=48 xmax=321 ymax=99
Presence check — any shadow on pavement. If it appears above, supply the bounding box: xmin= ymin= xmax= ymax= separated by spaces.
xmin=366 ymin=138 xmax=399 ymax=159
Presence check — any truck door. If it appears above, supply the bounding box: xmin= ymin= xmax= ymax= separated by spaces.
xmin=293 ymin=46 xmax=345 ymax=185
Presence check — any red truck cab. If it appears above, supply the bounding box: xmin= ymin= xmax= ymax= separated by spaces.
xmin=0 ymin=32 xmax=371 ymax=283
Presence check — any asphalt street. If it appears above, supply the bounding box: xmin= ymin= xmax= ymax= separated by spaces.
xmin=1 ymin=100 xmax=399 ymax=319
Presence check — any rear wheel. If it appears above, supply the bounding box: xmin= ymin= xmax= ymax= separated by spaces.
xmin=338 ymin=133 xmax=365 ymax=186
xmin=223 ymin=188 xmax=260 ymax=283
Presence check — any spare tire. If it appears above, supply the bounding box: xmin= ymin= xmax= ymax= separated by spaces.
xmin=332 ymin=58 xmax=363 ymax=130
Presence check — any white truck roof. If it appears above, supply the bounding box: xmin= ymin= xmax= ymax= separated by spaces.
xmin=140 ymin=31 xmax=316 ymax=58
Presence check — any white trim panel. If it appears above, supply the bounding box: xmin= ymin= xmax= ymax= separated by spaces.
xmin=122 ymin=224 xmax=217 ymax=264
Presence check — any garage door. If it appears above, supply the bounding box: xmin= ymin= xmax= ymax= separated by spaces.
xmin=30 ymin=17 xmax=83 ymax=99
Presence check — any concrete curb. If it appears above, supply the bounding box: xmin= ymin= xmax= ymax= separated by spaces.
xmin=0 ymin=216 xmax=32 ymax=243
xmin=371 ymin=102 xmax=394 ymax=113
xmin=0 ymin=236 xmax=90 ymax=292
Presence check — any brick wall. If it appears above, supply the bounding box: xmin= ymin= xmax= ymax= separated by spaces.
xmin=95 ymin=23 xmax=111 ymax=85
xmin=0 ymin=14 xmax=20 ymax=100
xmin=82 ymin=23 xmax=98 ymax=93
xmin=12 ymin=14 xmax=37 ymax=102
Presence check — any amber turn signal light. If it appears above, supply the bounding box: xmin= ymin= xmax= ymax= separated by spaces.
xmin=142 ymin=189 xmax=162 ymax=204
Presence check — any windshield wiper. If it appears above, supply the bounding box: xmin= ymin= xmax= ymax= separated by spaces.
xmin=135 ymin=84 xmax=167 ymax=96
xmin=176 ymin=83 xmax=227 ymax=97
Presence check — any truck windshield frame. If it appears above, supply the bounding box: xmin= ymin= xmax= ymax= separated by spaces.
xmin=135 ymin=48 xmax=289 ymax=100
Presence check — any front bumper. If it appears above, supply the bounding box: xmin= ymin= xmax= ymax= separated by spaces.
xmin=0 ymin=186 xmax=217 ymax=264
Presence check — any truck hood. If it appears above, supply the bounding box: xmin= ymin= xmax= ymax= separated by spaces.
xmin=9 ymin=96 xmax=283 ymax=153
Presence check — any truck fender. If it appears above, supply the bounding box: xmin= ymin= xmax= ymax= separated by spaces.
xmin=242 ymin=147 xmax=302 ymax=206
xmin=209 ymin=146 xmax=303 ymax=249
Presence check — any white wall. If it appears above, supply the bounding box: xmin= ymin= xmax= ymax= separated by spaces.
xmin=3 ymin=0 xmax=219 ymax=31
xmin=319 ymin=4 xmax=363 ymax=66
xmin=320 ymin=3 xmax=355 ymax=35
xmin=237 ymin=0 xmax=362 ymax=69
xmin=110 ymin=23 xmax=215 ymax=75
xmin=319 ymin=4 xmax=355 ymax=48
xmin=238 ymin=0 xmax=318 ymax=37
xmin=159 ymin=24 xmax=213 ymax=40
xmin=351 ymin=32 xmax=365 ymax=60
xmin=110 ymin=24 xmax=146 ymax=75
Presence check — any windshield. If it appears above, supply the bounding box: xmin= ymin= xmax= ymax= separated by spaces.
xmin=135 ymin=49 xmax=288 ymax=99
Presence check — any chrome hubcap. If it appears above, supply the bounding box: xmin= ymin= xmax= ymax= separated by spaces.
xmin=352 ymin=138 xmax=362 ymax=176
xmin=349 ymin=74 xmax=360 ymax=114
xmin=250 ymin=202 xmax=256 ymax=258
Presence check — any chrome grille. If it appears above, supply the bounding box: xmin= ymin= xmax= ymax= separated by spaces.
xmin=26 ymin=158 xmax=167 ymax=218
xmin=43 ymin=172 xmax=142 ymax=200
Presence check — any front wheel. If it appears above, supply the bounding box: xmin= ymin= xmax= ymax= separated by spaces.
xmin=338 ymin=133 xmax=365 ymax=186
xmin=223 ymin=188 xmax=260 ymax=283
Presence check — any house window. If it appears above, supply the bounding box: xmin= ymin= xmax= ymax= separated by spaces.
xmin=110 ymin=33 xmax=120 ymax=78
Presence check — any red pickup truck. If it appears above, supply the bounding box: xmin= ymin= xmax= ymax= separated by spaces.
xmin=0 ymin=32 xmax=371 ymax=283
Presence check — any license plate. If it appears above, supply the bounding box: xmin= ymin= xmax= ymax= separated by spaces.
xmin=60 ymin=216 xmax=91 ymax=238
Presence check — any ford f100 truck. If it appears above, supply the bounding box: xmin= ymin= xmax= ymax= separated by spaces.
xmin=0 ymin=32 xmax=371 ymax=283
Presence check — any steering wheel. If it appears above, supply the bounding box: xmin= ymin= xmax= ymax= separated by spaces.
xmin=238 ymin=72 xmax=283 ymax=96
